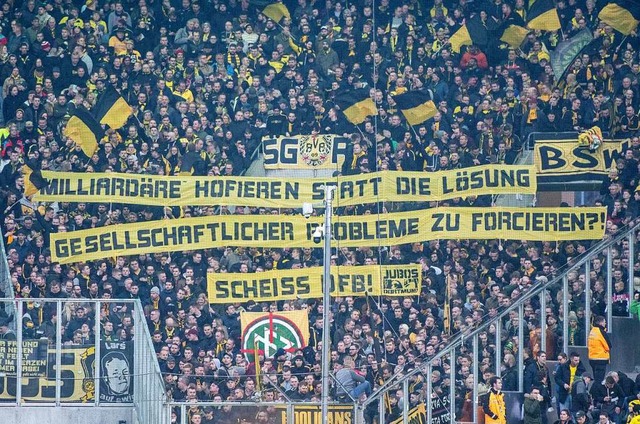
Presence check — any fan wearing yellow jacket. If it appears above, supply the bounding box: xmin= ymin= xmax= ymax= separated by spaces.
xmin=481 ymin=376 xmax=507 ymax=424
xmin=588 ymin=315 xmax=612 ymax=384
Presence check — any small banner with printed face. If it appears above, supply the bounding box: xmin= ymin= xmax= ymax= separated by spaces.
xmin=99 ymin=341 xmax=134 ymax=403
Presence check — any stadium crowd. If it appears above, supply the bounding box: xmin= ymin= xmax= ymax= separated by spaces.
xmin=1 ymin=0 xmax=640 ymax=422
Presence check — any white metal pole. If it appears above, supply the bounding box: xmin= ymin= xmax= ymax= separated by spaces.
xmin=321 ymin=185 xmax=335 ymax=421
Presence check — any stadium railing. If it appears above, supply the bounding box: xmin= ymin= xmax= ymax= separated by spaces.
xmin=361 ymin=221 xmax=639 ymax=423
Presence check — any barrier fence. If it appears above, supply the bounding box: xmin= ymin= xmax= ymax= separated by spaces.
xmin=0 ymin=238 xmax=16 ymax=333
xmin=167 ymin=401 xmax=357 ymax=424
xmin=0 ymin=297 xmax=167 ymax=423
xmin=1 ymin=209 xmax=636 ymax=424
xmin=362 ymin=222 xmax=640 ymax=423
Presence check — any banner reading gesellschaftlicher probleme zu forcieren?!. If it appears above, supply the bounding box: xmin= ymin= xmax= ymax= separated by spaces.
xmin=50 ymin=207 xmax=606 ymax=264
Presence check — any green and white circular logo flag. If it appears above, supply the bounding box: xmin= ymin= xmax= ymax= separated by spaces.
xmin=242 ymin=313 xmax=307 ymax=361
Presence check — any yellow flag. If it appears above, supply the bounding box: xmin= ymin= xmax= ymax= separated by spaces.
xmin=449 ymin=25 xmax=472 ymax=53
xmin=262 ymin=3 xmax=290 ymax=23
xmin=63 ymin=108 xmax=102 ymax=157
xmin=500 ymin=25 xmax=529 ymax=47
xmin=599 ymin=2 xmax=640 ymax=35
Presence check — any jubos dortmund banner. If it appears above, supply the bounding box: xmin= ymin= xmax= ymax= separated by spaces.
xmin=33 ymin=165 xmax=537 ymax=208
xmin=50 ymin=207 xmax=607 ymax=264
xmin=389 ymin=395 xmax=451 ymax=424
xmin=207 ymin=265 xmax=421 ymax=303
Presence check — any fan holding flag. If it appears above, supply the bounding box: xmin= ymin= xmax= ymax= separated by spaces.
xmin=62 ymin=86 xmax=133 ymax=160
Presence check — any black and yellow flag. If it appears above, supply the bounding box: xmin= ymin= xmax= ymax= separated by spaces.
xmin=393 ymin=90 xmax=437 ymax=126
xmin=449 ymin=17 xmax=488 ymax=53
xmin=22 ymin=160 xmax=48 ymax=197
xmin=335 ymin=89 xmax=377 ymax=125
xmin=599 ymin=0 xmax=640 ymax=35
xmin=527 ymin=0 xmax=561 ymax=31
xmin=261 ymin=2 xmax=290 ymax=23
xmin=93 ymin=86 xmax=133 ymax=130
xmin=500 ymin=24 xmax=530 ymax=47
xmin=63 ymin=107 xmax=103 ymax=157
xmin=0 ymin=127 xmax=9 ymax=146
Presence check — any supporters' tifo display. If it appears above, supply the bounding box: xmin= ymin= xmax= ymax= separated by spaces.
xmin=2 ymin=0 xmax=640 ymax=421
xmin=208 ymin=265 xmax=422 ymax=302
xmin=535 ymin=133 xmax=629 ymax=183
xmin=49 ymin=207 xmax=606 ymax=263
xmin=29 ymin=164 xmax=537 ymax=206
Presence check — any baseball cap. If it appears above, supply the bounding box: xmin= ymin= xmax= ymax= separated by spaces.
xmin=575 ymin=411 xmax=586 ymax=419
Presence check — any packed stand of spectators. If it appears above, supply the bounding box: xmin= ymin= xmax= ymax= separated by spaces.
xmin=1 ymin=0 xmax=640 ymax=422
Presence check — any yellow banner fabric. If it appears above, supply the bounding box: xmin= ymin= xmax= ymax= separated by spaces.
xmin=534 ymin=138 xmax=627 ymax=178
xmin=50 ymin=207 xmax=606 ymax=264
xmin=207 ymin=264 xmax=421 ymax=303
xmin=34 ymin=165 xmax=537 ymax=208
xmin=274 ymin=404 xmax=354 ymax=424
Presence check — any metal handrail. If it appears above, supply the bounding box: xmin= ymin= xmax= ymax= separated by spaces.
xmin=363 ymin=221 xmax=640 ymax=410
xmin=133 ymin=298 xmax=169 ymax=423
xmin=0 ymin=239 xmax=16 ymax=331
xmin=0 ymin=296 xmax=168 ymax=424
xmin=523 ymin=130 xmax=617 ymax=151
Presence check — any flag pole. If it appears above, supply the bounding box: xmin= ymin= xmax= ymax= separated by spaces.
xmin=409 ymin=124 xmax=421 ymax=142
xmin=444 ymin=275 xmax=450 ymax=335
xmin=320 ymin=184 xmax=336 ymax=422
xmin=254 ymin=336 xmax=262 ymax=392
xmin=353 ymin=123 xmax=372 ymax=147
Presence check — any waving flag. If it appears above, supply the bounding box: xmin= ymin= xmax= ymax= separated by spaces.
xmin=393 ymin=90 xmax=437 ymax=126
xmin=63 ymin=107 xmax=103 ymax=157
xmin=93 ymin=87 xmax=133 ymax=130
xmin=335 ymin=89 xmax=377 ymax=125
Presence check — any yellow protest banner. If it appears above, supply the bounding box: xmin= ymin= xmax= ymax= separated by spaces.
xmin=0 ymin=345 xmax=94 ymax=402
xmin=34 ymin=165 xmax=537 ymax=207
xmin=207 ymin=264 xmax=421 ymax=303
xmin=240 ymin=311 xmax=309 ymax=359
xmin=534 ymin=136 xmax=628 ymax=183
xmin=274 ymin=404 xmax=354 ymax=424
xmin=50 ymin=207 xmax=606 ymax=264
